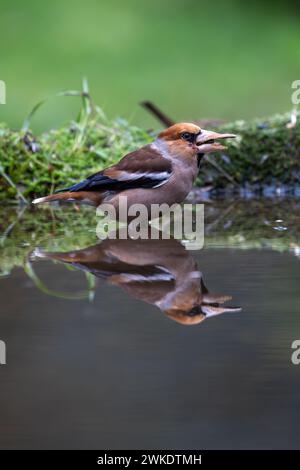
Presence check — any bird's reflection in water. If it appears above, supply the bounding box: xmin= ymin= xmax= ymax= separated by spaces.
xmin=35 ymin=231 xmax=241 ymax=325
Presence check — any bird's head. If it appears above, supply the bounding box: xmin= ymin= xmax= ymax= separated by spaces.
xmin=157 ymin=122 xmax=236 ymax=159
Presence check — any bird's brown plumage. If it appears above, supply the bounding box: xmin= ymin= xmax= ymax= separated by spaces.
xmin=32 ymin=122 xmax=235 ymax=207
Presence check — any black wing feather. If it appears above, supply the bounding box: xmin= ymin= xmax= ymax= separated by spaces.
xmin=56 ymin=173 xmax=167 ymax=193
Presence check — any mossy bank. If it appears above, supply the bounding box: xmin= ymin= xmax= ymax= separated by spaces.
xmin=0 ymin=89 xmax=299 ymax=203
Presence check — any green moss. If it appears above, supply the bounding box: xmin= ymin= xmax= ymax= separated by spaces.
xmin=0 ymin=84 xmax=299 ymax=202
xmin=0 ymin=115 xmax=152 ymax=203
xmin=210 ymin=112 xmax=300 ymax=187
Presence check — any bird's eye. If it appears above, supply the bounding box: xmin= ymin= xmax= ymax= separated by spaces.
xmin=181 ymin=132 xmax=192 ymax=141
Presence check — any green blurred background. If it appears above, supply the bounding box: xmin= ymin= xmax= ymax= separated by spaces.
xmin=0 ymin=0 xmax=299 ymax=131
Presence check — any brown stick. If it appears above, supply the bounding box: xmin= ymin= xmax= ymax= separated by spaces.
xmin=140 ymin=101 xmax=174 ymax=127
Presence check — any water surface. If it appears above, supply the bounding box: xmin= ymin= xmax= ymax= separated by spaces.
xmin=0 ymin=199 xmax=300 ymax=449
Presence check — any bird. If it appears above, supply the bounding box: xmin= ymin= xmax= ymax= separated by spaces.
xmin=32 ymin=123 xmax=235 ymax=209
xmin=33 ymin=231 xmax=241 ymax=325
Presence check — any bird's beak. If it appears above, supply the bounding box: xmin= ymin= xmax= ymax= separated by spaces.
xmin=196 ymin=129 xmax=236 ymax=153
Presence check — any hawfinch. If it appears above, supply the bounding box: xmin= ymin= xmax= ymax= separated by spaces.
xmin=32 ymin=123 xmax=235 ymax=208
xmin=34 ymin=233 xmax=241 ymax=325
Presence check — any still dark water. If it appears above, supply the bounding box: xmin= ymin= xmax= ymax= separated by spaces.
xmin=0 ymin=199 xmax=300 ymax=449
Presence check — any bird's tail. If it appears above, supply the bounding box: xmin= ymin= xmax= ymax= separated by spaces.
xmin=32 ymin=191 xmax=102 ymax=206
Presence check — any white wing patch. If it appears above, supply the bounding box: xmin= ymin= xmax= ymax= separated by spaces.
xmin=117 ymin=171 xmax=170 ymax=181
xmin=115 ymin=170 xmax=170 ymax=188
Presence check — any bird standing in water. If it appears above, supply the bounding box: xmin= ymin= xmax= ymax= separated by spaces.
xmin=32 ymin=123 xmax=235 ymax=208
